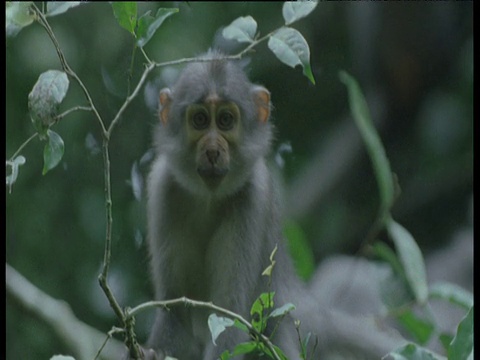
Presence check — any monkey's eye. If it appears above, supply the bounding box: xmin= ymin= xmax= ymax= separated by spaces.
xmin=192 ymin=111 xmax=209 ymax=130
xmin=217 ymin=111 xmax=235 ymax=131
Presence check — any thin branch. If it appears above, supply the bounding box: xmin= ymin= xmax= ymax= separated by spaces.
xmin=104 ymin=36 xmax=270 ymax=138
xmin=94 ymin=327 xmax=126 ymax=360
xmin=8 ymin=132 xmax=38 ymax=161
xmin=107 ymin=62 xmax=155 ymax=137
xmin=98 ymin=136 xmax=125 ymax=322
xmin=55 ymin=106 xmax=92 ymax=122
xmin=128 ymin=297 xmax=283 ymax=360
xmin=142 ymin=30 xmax=273 ymax=71
xmin=139 ymin=46 xmax=152 ymax=64
xmin=31 ymin=2 xmax=127 ymax=345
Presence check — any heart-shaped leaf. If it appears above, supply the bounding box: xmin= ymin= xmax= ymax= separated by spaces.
xmin=136 ymin=8 xmax=179 ymax=48
xmin=386 ymin=218 xmax=428 ymax=304
xmin=282 ymin=1 xmax=318 ymax=26
xmin=46 ymin=2 xmax=82 ymax=17
xmin=111 ymin=2 xmax=137 ymax=35
xmin=448 ymin=307 xmax=473 ymax=360
xmin=269 ymin=303 xmax=296 ymax=318
xmin=339 ymin=71 xmax=395 ymax=215
xmin=43 ymin=130 xmax=64 ymax=175
xmin=208 ymin=313 xmax=234 ymax=346
xmin=6 ymin=2 xmax=35 ymax=36
xmin=28 ymin=70 xmax=69 ymax=136
xmin=222 ymin=16 xmax=257 ymax=43
xmin=268 ymin=27 xmax=315 ymax=84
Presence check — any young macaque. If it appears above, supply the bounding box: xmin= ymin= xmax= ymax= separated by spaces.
xmin=140 ymin=53 xmax=405 ymax=360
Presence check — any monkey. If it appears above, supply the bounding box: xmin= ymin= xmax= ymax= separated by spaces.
xmin=138 ymin=53 xmax=406 ymax=360
xmin=144 ymin=54 xmax=299 ymax=359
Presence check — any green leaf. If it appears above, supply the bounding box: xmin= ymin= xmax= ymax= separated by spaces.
xmin=262 ymin=264 xmax=275 ymax=277
xmin=282 ymin=1 xmax=318 ymax=25
xmin=208 ymin=313 xmax=235 ymax=346
xmin=386 ymin=218 xmax=428 ymax=304
xmin=222 ymin=16 xmax=257 ymax=43
xmin=429 ymin=282 xmax=473 ymax=310
xmin=387 ymin=343 xmax=446 ymax=360
xmin=111 ymin=2 xmax=137 ymax=35
xmin=376 ymin=260 xmax=414 ymax=309
xmin=43 ymin=130 xmax=64 ymax=175
xmin=396 ymin=310 xmax=435 ymax=345
xmin=301 ymin=332 xmax=319 ymax=359
xmin=229 ymin=342 xmax=258 ymax=356
xmin=220 ymin=351 xmax=231 ymax=360
xmin=266 ymin=345 xmax=289 ymax=360
xmin=339 ymin=71 xmax=395 ymax=215
xmin=372 ymin=242 xmax=405 ymax=279
xmin=251 ymin=292 xmax=275 ymax=314
xmin=262 ymin=245 xmax=278 ymax=277
xmin=448 ymin=307 xmax=473 ymax=360
xmin=136 ymin=8 xmax=179 ymax=48
xmin=28 ymin=70 xmax=69 ymax=136
xmin=284 ymin=219 xmax=315 ymax=280
xmin=250 ymin=292 xmax=274 ymax=333
xmin=439 ymin=333 xmax=454 ymax=353
xmin=233 ymin=318 xmax=249 ymax=333
xmin=268 ymin=27 xmax=316 ymax=84
xmin=269 ymin=303 xmax=296 ymax=318
xmin=301 ymin=332 xmax=312 ymax=358
xmin=6 ymin=156 xmax=27 ymax=192
xmin=6 ymin=2 xmax=34 ymax=36
xmin=46 ymin=2 xmax=82 ymax=17
xmin=372 ymin=242 xmax=417 ymax=308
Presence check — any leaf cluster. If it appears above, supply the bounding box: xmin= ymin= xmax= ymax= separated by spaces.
xmin=212 ymin=290 xmax=296 ymax=360
xmin=222 ymin=1 xmax=317 ymax=84
xmin=111 ymin=3 xmax=178 ymax=48
xmin=209 ymin=246 xmax=315 ymax=360
xmin=341 ymin=72 xmax=473 ymax=360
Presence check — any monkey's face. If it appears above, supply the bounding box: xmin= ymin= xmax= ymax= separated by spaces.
xmin=156 ymin=60 xmax=272 ymax=198
xmin=186 ymin=101 xmax=241 ymax=190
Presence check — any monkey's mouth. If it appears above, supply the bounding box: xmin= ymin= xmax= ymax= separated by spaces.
xmin=197 ymin=165 xmax=228 ymax=189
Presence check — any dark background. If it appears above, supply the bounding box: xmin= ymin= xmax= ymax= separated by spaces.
xmin=6 ymin=2 xmax=473 ymax=359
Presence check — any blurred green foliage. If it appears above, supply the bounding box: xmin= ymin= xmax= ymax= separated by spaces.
xmin=6 ymin=2 xmax=472 ymax=359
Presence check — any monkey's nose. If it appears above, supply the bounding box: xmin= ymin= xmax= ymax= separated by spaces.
xmin=206 ymin=149 xmax=220 ymax=164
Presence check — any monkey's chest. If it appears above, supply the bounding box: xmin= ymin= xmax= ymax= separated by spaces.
xmin=167 ymin=224 xmax=221 ymax=300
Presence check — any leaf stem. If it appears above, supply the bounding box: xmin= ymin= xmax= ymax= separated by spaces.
xmin=107 ymin=62 xmax=155 ymax=138
xmin=55 ymin=106 xmax=92 ymax=122
xmin=8 ymin=133 xmax=38 ymax=161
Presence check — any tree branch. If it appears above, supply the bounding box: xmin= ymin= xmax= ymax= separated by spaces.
xmin=6 ymin=263 xmax=125 ymax=360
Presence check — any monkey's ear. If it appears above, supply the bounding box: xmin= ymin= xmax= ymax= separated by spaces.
xmin=252 ymin=86 xmax=271 ymax=123
xmin=159 ymin=88 xmax=172 ymax=124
